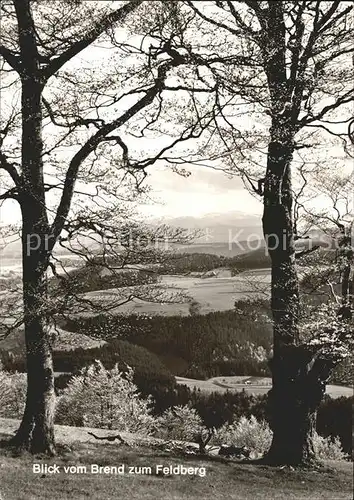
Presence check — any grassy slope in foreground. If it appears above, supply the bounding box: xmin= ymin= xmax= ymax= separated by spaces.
xmin=0 ymin=419 xmax=352 ymax=500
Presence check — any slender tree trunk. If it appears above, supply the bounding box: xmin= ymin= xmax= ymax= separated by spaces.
xmin=341 ymin=230 xmax=353 ymax=310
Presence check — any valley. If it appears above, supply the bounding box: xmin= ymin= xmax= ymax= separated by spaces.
xmin=83 ymin=267 xmax=271 ymax=316
xmin=1 ymin=241 xmax=351 ymax=396
xmin=175 ymin=376 xmax=353 ymax=398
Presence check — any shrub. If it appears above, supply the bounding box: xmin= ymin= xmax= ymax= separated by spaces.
xmin=191 ymin=390 xmax=269 ymax=429
xmin=313 ymin=432 xmax=348 ymax=461
xmin=0 ymin=348 xmax=26 ymax=372
xmin=329 ymin=356 xmax=354 ymax=386
xmin=212 ymin=415 xmax=272 ymax=455
xmin=0 ymin=370 xmax=26 ymax=418
xmin=156 ymin=405 xmax=204 ymax=442
xmin=210 ymin=414 xmax=348 ymax=461
xmin=192 ymin=391 xmax=352 ymax=458
xmin=317 ymin=395 xmax=353 ymax=457
xmin=53 ymin=339 xmax=176 ymax=413
xmin=56 ymin=361 xmax=156 ymax=435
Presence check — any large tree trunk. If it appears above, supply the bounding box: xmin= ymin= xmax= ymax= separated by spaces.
xmin=262 ymin=130 xmax=322 ymax=465
xmin=266 ymin=345 xmax=327 ymax=465
xmin=10 ymin=58 xmax=56 ymax=454
xmin=11 ymin=303 xmax=56 ymax=455
xmin=266 ymin=383 xmax=323 ymax=465
xmin=10 ymin=213 xmax=55 ymax=455
xmin=259 ymin=2 xmax=325 ymax=465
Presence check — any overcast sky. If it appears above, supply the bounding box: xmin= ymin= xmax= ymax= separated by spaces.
xmin=0 ymin=4 xmax=351 ymax=228
xmin=141 ymin=164 xmax=262 ymax=218
xmin=0 ymin=163 xmax=262 ymax=226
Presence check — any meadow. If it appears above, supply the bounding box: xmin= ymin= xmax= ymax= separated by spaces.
xmin=81 ymin=268 xmax=271 ymax=316
xmin=0 ymin=248 xmax=271 ymax=317
xmin=0 ymin=418 xmax=352 ymax=500
xmin=175 ymin=376 xmax=353 ymax=398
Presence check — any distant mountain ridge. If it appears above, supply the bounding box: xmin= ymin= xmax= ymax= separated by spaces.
xmin=0 ymin=212 xmax=263 ymax=260
xmin=1 ymin=212 xmax=336 ymax=261
xmin=152 ymin=211 xmax=263 ymax=243
xmin=175 ymin=241 xmax=260 ymax=257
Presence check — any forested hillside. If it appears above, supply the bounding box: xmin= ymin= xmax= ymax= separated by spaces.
xmin=62 ymin=299 xmax=273 ymax=378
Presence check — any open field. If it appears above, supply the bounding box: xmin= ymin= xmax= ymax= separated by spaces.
xmin=0 ymin=252 xmax=270 ymax=316
xmin=175 ymin=376 xmax=354 ymax=398
xmin=0 ymin=418 xmax=352 ymax=500
xmin=83 ymin=268 xmax=271 ymax=316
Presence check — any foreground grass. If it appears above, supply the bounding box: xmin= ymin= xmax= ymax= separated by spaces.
xmin=0 ymin=433 xmax=352 ymax=500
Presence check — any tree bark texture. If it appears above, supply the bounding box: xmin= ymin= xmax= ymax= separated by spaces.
xmin=10 ymin=54 xmax=56 ymax=454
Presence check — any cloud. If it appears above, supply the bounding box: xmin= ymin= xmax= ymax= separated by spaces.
xmin=141 ymin=164 xmax=262 ymax=217
xmin=147 ymin=164 xmax=244 ymax=195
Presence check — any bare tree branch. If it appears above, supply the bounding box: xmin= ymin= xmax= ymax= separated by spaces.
xmin=43 ymin=0 xmax=143 ymax=80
